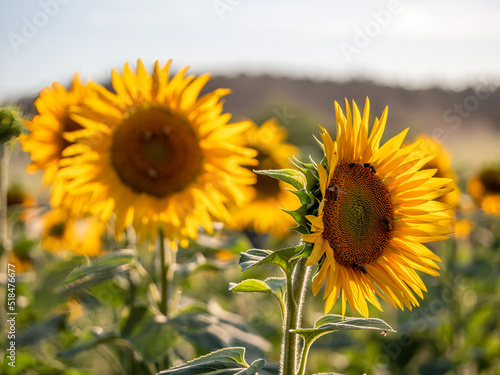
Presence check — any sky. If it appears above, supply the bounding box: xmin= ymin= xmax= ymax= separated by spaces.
xmin=1 ymin=0 xmax=500 ymax=101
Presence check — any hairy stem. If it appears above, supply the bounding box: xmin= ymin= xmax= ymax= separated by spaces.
xmin=296 ymin=338 xmax=314 ymax=375
xmin=292 ymin=258 xmax=311 ymax=361
xmin=280 ymin=255 xmax=310 ymax=375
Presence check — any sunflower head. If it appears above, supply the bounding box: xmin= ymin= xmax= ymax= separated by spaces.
xmin=467 ymin=166 xmax=500 ymax=215
xmin=282 ymin=98 xmax=453 ymax=318
xmin=230 ymin=119 xmax=300 ymax=236
xmin=20 ymin=74 xmax=93 ymax=185
xmin=60 ymin=59 xmax=257 ymax=248
xmin=41 ymin=208 xmax=105 ymax=256
xmin=414 ymin=136 xmax=460 ymax=208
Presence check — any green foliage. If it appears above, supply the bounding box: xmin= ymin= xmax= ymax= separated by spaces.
xmin=158 ymin=347 xmax=265 ymax=375
xmin=230 ymin=277 xmax=286 ymax=315
xmin=64 ymin=250 xmax=137 ymax=293
xmin=238 ymin=245 xmax=303 ymax=275
xmin=293 ymin=314 xmax=395 ymax=346
xmin=0 ymin=106 xmax=24 ymax=143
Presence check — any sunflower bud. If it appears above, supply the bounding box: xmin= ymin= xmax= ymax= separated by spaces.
xmin=0 ymin=106 xmax=24 ymax=144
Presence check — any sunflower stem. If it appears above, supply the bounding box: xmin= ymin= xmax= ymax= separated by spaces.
xmin=0 ymin=144 xmax=11 ymax=255
xmin=0 ymin=144 xmax=11 ymax=331
xmin=158 ymin=228 xmax=170 ymax=316
xmin=157 ymin=228 xmax=175 ymax=371
xmin=281 ymin=255 xmax=310 ymax=375
xmin=292 ymin=257 xmax=310 ymax=356
xmin=296 ymin=338 xmax=314 ymax=375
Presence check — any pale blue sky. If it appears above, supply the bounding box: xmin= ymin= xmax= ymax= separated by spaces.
xmin=1 ymin=0 xmax=499 ymax=101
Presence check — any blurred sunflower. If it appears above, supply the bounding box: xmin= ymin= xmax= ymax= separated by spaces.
xmin=414 ymin=136 xmax=460 ymax=208
xmin=60 ymin=60 xmax=257 ymax=248
xmin=467 ymin=166 xmax=500 ymax=215
xmin=20 ymin=75 xmax=92 ymax=185
xmin=41 ymin=208 xmax=105 ymax=256
xmin=230 ymin=119 xmax=299 ymax=237
xmin=7 ymin=252 xmax=33 ymax=274
xmin=7 ymin=184 xmax=37 ymax=222
xmin=302 ymin=99 xmax=453 ymax=318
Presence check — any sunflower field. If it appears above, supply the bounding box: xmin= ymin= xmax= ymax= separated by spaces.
xmin=1 ymin=58 xmax=500 ymax=375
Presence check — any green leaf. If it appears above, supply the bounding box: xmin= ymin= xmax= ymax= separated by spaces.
xmin=292 ymin=314 xmax=395 ymax=345
xmin=158 ymin=347 xmax=265 ymax=375
xmin=254 ymin=168 xmax=305 ymax=190
xmin=171 ymin=301 xmax=271 ymax=354
xmin=63 ymin=250 xmax=137 ymax=294
xmin=34 ymin=256 xmax=89 ymax=312
xmin=229 ymin=277 xmax=286 ymax=314
xmin=238 ymin=245 xmax=303 ymax=274
xmin=17 ymin=314 xmax=66 ymax=347
xmin=119 ymin=306 xmax=179 ymax=362
xmin=59 ymin=329 xmax=116 ymax=358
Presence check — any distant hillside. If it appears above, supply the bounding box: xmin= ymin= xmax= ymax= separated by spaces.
xmin=17 ymin=74 xmax=500 ymax=169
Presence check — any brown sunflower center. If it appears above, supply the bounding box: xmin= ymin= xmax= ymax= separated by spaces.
xmin=479 ymin=168 xmax=500 ymax=194
xmin=322 ymin=162 xmax=394 ymax=270
xmin=252 ymin=149 xmax=282 ymax=199
xmin=110 ymin=106 xmax=204 ymax=198
xmin=49 ymin=222 xmax=66 ymax=238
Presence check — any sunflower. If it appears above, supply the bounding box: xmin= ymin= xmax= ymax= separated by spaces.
xmin=60 ymin=60 xmax=257 ymax=247
xmin=230 ymin=119 xmax=299 ymax=237
xmin=40 ymin=208 xmax=105 ymax=256
xmin=467 ymin=166 xmax=500 ymax=215
xmin=302 ymin=99 xmax=453 ymax=318
xmin=414 ymin=136 xmax=460 ymax=208
xmin=20 ymin=74 xmax=92 ymax=185
xmin=7 ymin=184 xmax=37 ymax=222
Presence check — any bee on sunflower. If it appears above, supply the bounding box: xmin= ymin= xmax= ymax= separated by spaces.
xmin=283 ymin=98 xmax=453 ymax=318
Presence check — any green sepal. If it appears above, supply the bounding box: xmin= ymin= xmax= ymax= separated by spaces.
xmin=287 ymin=188 xmax=314 ymax=206
xmin=157 ymin=347 xmax=265 ymax=375
xmin=254 ymin=168 xmax=305 ymax=190
xmin=290 ymin=241 xmax=313 ymax=261
xmin=291 ymin=155 xmax=316 ymax=172
xmin=282 ymin=205 xmax=309 ymax=228
xmin=287 ymin=225 xmax=309 ymax=235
